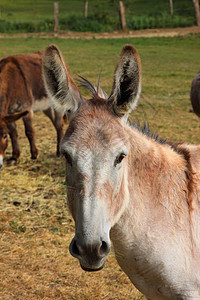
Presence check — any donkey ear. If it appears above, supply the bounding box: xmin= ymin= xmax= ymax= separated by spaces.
xmin=108 ymin=44 xmax=142 ymax=119
xmin=42 ymin=44 xmax=83 ymax=116
xmin=3 ymin=110 xmax=29 ymax=123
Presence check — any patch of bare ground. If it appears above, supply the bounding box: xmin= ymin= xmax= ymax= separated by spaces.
xmin=0 ymin=26 xmax=200 ymax=39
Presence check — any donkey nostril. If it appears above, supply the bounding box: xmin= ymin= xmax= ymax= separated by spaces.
xmin=70 ymin=238 xmax=110 ymax=259
xmin=99 ymin=241 xmax=110 ymax=256
xmin=71 ymin=240 xmax=80 ymax=257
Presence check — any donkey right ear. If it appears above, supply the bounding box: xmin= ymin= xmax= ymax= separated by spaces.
xmin=42 ymin=44 xmax=83 ymax=116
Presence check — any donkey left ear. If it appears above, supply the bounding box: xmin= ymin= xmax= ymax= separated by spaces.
xmin=108 ymin=44 xmax=142 ymax=119
xmin=42 ymin=44 xmax=83 ymax=117
xmin=3 ymin=110 xmax=29 ymax=123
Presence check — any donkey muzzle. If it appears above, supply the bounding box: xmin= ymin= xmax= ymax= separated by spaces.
xmin=69 ymin=236 xmax=111 ymax=271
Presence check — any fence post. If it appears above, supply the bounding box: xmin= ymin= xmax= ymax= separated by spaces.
xmin=84 ymin=1 xmax=88 ymax=18
xmin=119 ymin=1 xmax=127 ymax=31
xmin=193 ymin=0 xmax=200 ymax=26
xmin=54 ymin=2 xmax=59 ymax=32
xmin=169 ymin=0 xmax=173 ymax=16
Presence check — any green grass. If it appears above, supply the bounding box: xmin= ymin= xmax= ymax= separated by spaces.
xmin=1 ymin=35 xmax=200 ymax=299
xmin=1 ymin=34 xmax=200 ymax=142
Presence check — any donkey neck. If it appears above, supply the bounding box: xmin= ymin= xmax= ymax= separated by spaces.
xmin=127 ymin=125 xmax=188 ymax=203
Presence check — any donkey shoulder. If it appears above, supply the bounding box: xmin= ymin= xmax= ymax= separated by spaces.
xmin=175 ymin=143 xmax=200 ymax=173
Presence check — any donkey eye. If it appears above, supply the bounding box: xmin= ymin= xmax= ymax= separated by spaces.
xmin=3 ymin=134 xmax=7 ymax=140
xmin=114 ymin=153 xmax=126 ymax=167
xmin=64 ymin=152 xmax=72 ymax=166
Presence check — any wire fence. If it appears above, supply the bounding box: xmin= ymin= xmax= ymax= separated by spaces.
xmin=0 ymin=0 xmax=197 ymax=33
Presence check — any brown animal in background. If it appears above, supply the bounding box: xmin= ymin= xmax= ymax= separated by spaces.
xmin=191 ymin=70 xmax=200 ymax=116
xmin=43 ymin=44 xmax=200 ymax=299
xmin=0 ymin=51 xmax=64 ymax=170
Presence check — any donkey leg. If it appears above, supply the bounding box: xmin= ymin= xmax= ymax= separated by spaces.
xmin=23 ymin=111 xmax=38 ymax=159
xmin=44 ymin=107 xmax=64 ymax=157
xmin=7 ymin=122 xmax=20 ymax=164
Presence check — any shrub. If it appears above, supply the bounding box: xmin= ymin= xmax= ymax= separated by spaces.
xmin=60 ymin=15 xmax=105 ymax=32
xmin=59 ymin=13 xmax=119 ymax=32
xmin=0 ymin=12 xmax=196 ymax=34
xmin=127 ymin=13 xmax=195 ymax=31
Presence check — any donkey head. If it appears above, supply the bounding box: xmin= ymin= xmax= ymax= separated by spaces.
xmin=42 ymin=44 xmax=141 ymax=271
xmin=0 ymin=111 xmax=28 ymax=170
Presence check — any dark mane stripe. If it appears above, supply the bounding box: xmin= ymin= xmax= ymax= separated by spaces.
xmin=167 ymin=142 xmax=195 ymax=210
xmin=130 ymin=122 xmax=167 ymax=145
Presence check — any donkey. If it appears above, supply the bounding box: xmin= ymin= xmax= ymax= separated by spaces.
xmin=0 ymin=51 xmax=64 ymax=170
xmin=42 ymin=44 xmax=200 ymax=299
xmin=191 ymin=70 xmax=200 ymax=116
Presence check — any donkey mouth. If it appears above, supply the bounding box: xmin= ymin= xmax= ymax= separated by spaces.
xmin=80 ymin=263 xmax=105 ymax=272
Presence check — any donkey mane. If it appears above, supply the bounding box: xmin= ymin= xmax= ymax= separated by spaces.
xmin=130 ymin=122 xmax=167 ymax=145
xmin=169 ymin=142 xmax=195 ymax=209
xmin=76 ymin=75 xmax=98 ymax=96
xmin=75 ymin=75 xmax=108 ymax=99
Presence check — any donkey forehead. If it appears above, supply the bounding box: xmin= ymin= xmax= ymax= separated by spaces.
xmin=61 ymin=99 xmax=129 ymax=154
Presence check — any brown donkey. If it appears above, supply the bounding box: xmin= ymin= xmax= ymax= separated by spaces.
xmin=43 ymin=44 xmax=200 ymax=299
xmin=0 ymin=51 xmax=64 ymax=170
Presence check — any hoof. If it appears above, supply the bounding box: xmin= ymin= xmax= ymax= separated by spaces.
xmin=6 ymin=158 xmax=17 ymax=165
xmin=31 ymin=156 xmax=37 ymax=160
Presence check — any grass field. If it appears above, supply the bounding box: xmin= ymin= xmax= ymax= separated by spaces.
xmin=0 ymin=34 xmax=200 ymax=299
